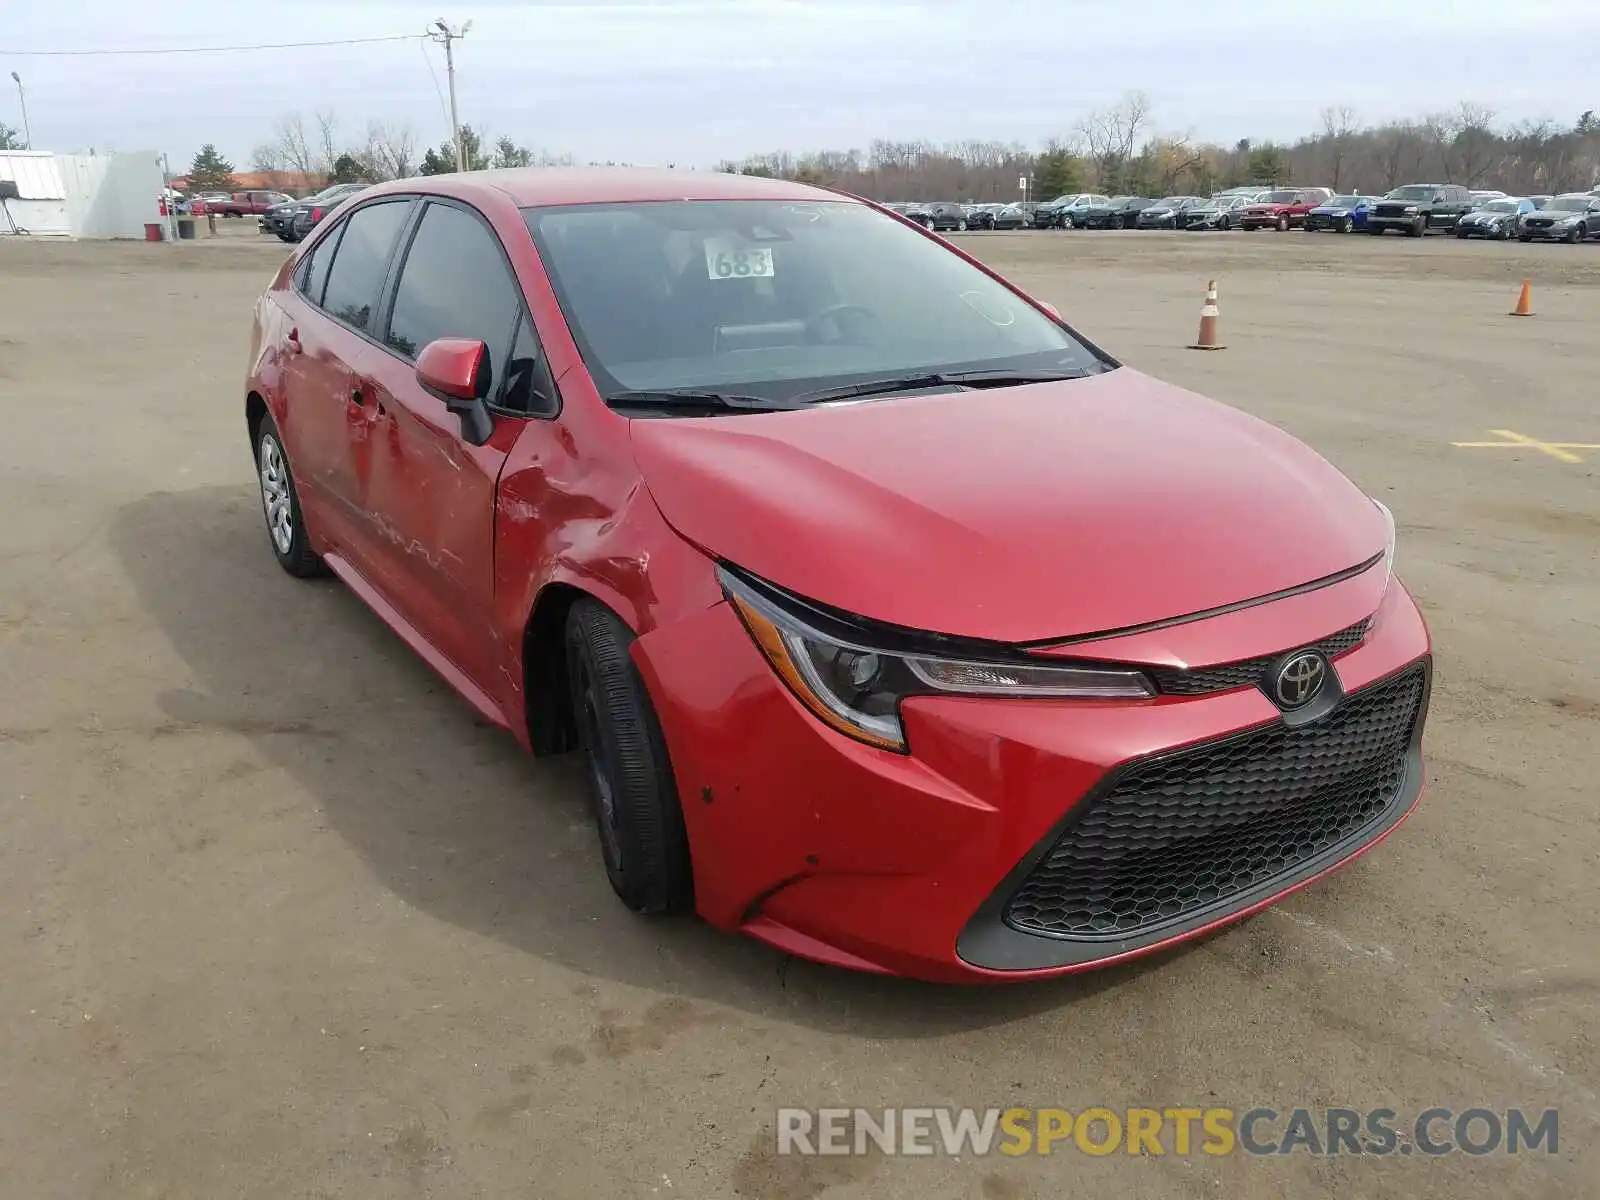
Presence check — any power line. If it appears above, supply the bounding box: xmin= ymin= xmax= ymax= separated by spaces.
xmin=2 ymin=34 xmax=426 ymax=57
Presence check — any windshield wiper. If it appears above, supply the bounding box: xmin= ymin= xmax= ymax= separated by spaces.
xmin=604 ymin=389 xmax=806 ymax=413
xmin=791 ymin=367 xmax=1100 ymax=406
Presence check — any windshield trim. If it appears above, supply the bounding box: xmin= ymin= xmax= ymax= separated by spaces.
xmin=520 ymin=198 xmax=1120 ymax=410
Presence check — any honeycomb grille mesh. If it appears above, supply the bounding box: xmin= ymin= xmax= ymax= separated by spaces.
xmin=1004 ymin=665 xmax=1426 ymax=940
xmin=1149 ymin=620 xmax=1369 ymax=697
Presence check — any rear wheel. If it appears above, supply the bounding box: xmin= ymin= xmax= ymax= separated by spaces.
xmin=564 ymin=600 xmax=693 ymax=914
xmin=254 ymin=413 xmax=323 ymax=578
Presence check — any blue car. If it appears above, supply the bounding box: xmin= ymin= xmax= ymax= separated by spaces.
xmin=1455 ymin=196 xmax=1536 ymax=240
xmin=1302 ymin=196 xmax=1373 ymax=233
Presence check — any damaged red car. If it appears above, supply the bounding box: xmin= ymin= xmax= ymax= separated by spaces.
xmin=244 ymin=169 xmax=1432 ymax=983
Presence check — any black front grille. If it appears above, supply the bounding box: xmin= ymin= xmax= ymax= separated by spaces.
xmin=1525 ymin=219 xmax=1553 ymax=228
xmin=1374 ymin=204 xmax=1409 ymax=218
xmin=1148 ymin=619 xmax=1368 ymax=697
xmin=1004 ymin=664 xmax=1426 ymax=940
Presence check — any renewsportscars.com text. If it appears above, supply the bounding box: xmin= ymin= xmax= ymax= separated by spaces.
xmin=776 ymin=1106 xmax=1559 ymax=1158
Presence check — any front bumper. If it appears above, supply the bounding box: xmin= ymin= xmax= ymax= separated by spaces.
xmin=1519 ymin=222 xmax=1576 ymax=240
xmin=634 ymin=570 xmax=1432 ymax=982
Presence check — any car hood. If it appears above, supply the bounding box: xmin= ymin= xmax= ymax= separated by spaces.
xmin=630 ymin=369 xmax=1388 ymax=644
xmin=1245 ymin=203 xmax=1291 ymax=213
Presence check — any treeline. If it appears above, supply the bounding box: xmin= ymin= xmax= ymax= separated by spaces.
xmin=238 ymin=95 xmax=1600 ymax=202
xmin=718 ymin=95 xmax=1600 ymax=201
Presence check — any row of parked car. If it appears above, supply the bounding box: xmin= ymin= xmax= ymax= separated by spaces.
xmin=257 ymin=182 xmax=371 ymax=242
xmin=886 ymin=186 xmax=1600 ymax=243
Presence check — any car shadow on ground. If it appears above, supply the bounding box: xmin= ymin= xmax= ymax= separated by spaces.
xmin=111 ymin=485 xmax=1201 ymax=1037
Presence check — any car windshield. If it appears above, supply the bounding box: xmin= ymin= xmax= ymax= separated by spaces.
xmin=1479 ymin=199 xmax=1521 ymax=213
xmin=1386 ymin=186 xmax=1436 ymax=201
xmin=1328 ymin=196 xmax=1360 ymax=207
xmin=524 ymin=200 xmax=1103 ymax=404
xmin=1156 ymin=196 xmax=1186 ymax=206
xmin=1546 ymin=196 xmax=1589 ymax=212
xmin=1264 ymin=191 xmax=1299 ymax=204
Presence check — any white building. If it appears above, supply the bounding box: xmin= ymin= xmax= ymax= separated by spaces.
xmin=0 ymin=150 xmax=165 ymax=239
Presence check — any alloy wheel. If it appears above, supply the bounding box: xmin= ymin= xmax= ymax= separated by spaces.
xmin=258 ymin=434 xmax=294 ymax=556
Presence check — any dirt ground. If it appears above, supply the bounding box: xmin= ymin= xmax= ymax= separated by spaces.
xmin=1 ymin=222 xmax=1596 ymax=1199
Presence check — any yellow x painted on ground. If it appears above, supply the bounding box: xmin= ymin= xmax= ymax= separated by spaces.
xmin=1451 ymin=429 xmax=1600 ymax=464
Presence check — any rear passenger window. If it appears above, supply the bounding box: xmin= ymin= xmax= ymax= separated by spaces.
xmin=384 ymin=201 xmax=525 ymax=402
xmin=319 ymin=200 xmax=413 ymax=333
xmin=297 ymin=226 xmax=341 ymax=306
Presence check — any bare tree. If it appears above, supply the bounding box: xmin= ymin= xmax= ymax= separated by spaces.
xmin=1320 ymin=104 xmax=1359 ymax=190
xmin=1079 ymin=90 xmax=1152 ymax=191
xmin=358 ymin=121 xmax=418 ymax=180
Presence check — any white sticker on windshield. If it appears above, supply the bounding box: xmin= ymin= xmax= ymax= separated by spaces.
xmin=704 ymin=238 xmax=775 ymax=281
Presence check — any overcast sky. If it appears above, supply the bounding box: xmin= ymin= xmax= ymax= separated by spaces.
xmin=5 ymin=0 xmax=1597 ymax=169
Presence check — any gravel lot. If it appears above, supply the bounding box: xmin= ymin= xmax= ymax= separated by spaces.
xmin=1 ymin=224 xmax=1596 ymax=1199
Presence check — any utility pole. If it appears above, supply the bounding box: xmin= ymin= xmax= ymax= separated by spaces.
xmin=430 ymin=18 xmax=473 ymax=173
xmin=10 ymin=73 xmax=30 ymax=149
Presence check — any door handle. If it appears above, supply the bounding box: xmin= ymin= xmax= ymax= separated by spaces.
xmin=352 ymin=382 xmax=387 ymax=416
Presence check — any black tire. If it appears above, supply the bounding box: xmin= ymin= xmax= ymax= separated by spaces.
xmin=1519 ymin=234 xmax=1533 ymax=243
xmin=564 ymin=600 xmax=693 ymax=914
xmin=1221 ymin=215 xmax=1232 ymax=230
xmin=1369 ymin=226 xmax=1385 ymax=235
xmin=1455 ymin=227 xmax=1468 ymax=239
xmin=1566 ymin=223 xmax=1583 ymax=244
xmin=1341 ymin=216 xmax=1355 ymax=233
xmin=253 ymin=412 xmax=324 ymax=578
xmin=1276 ymin=214 xmax=1290 ymax=232
xmin=1408 ymin=216 xmax=1425 ymax=237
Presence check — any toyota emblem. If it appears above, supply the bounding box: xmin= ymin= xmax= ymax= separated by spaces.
xmin=1273 ymin=651 xmax=1327 ymax=709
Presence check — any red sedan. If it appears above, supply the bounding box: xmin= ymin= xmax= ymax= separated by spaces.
xmin=244 ymin=169 xmax=1431 ymax=983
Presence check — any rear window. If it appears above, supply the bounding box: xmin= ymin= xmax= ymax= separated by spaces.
xmin=524 ymin=199 xmax=1101 ymax=404
xmin=1264 ymin=191 xmax=1299 ymax=204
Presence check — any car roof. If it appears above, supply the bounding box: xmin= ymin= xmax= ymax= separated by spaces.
xmin=357 ymin=166 xmax=839 ymax=208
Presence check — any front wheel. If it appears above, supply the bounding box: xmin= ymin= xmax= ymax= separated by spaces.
xmin=565 ymin=600 xmax=693 ymax=914
xmin=1518 ymin=234 xmax=1533 ymax=243
xmin=1276 ymin=215 xmax=1290 ymax=232
xmin=254 ymin=413 xmax=323 ymax=578
xmin=1341 ymin=216 xmax=1355 ymax=233
xmin=957 ymin=219 xmax=967 ymax=231
xmin=1566 ymin=224 xmax=1583 ymax=244
xmin=1369 ymin=226 xmax=1385 ymax=235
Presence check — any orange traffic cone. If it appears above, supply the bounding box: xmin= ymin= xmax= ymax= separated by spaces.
xmin=1510 ymin=280 xmax=1533 ymax=317
xmin=1189 ymin=280 xmax=1224 ymax=350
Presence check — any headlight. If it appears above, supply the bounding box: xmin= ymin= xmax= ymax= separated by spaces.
xmin=1403 ymin=205 xmax=1419 ymax=214
xmin=721 ymin=568 xmax=1153 ymax=752
xmin=1372 ymin=498 xmax=1397 ymax=589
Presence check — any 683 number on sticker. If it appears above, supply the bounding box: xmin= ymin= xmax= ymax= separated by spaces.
xmin=704 ymin=238 xmax=775 ymax=280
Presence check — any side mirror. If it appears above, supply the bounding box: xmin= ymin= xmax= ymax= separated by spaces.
xmin=416 ymin=337 xmax=495 ymax=445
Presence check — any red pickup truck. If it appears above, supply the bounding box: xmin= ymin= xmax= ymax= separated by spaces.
xmin=212 ymin=190 xmax=293 ymax=218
